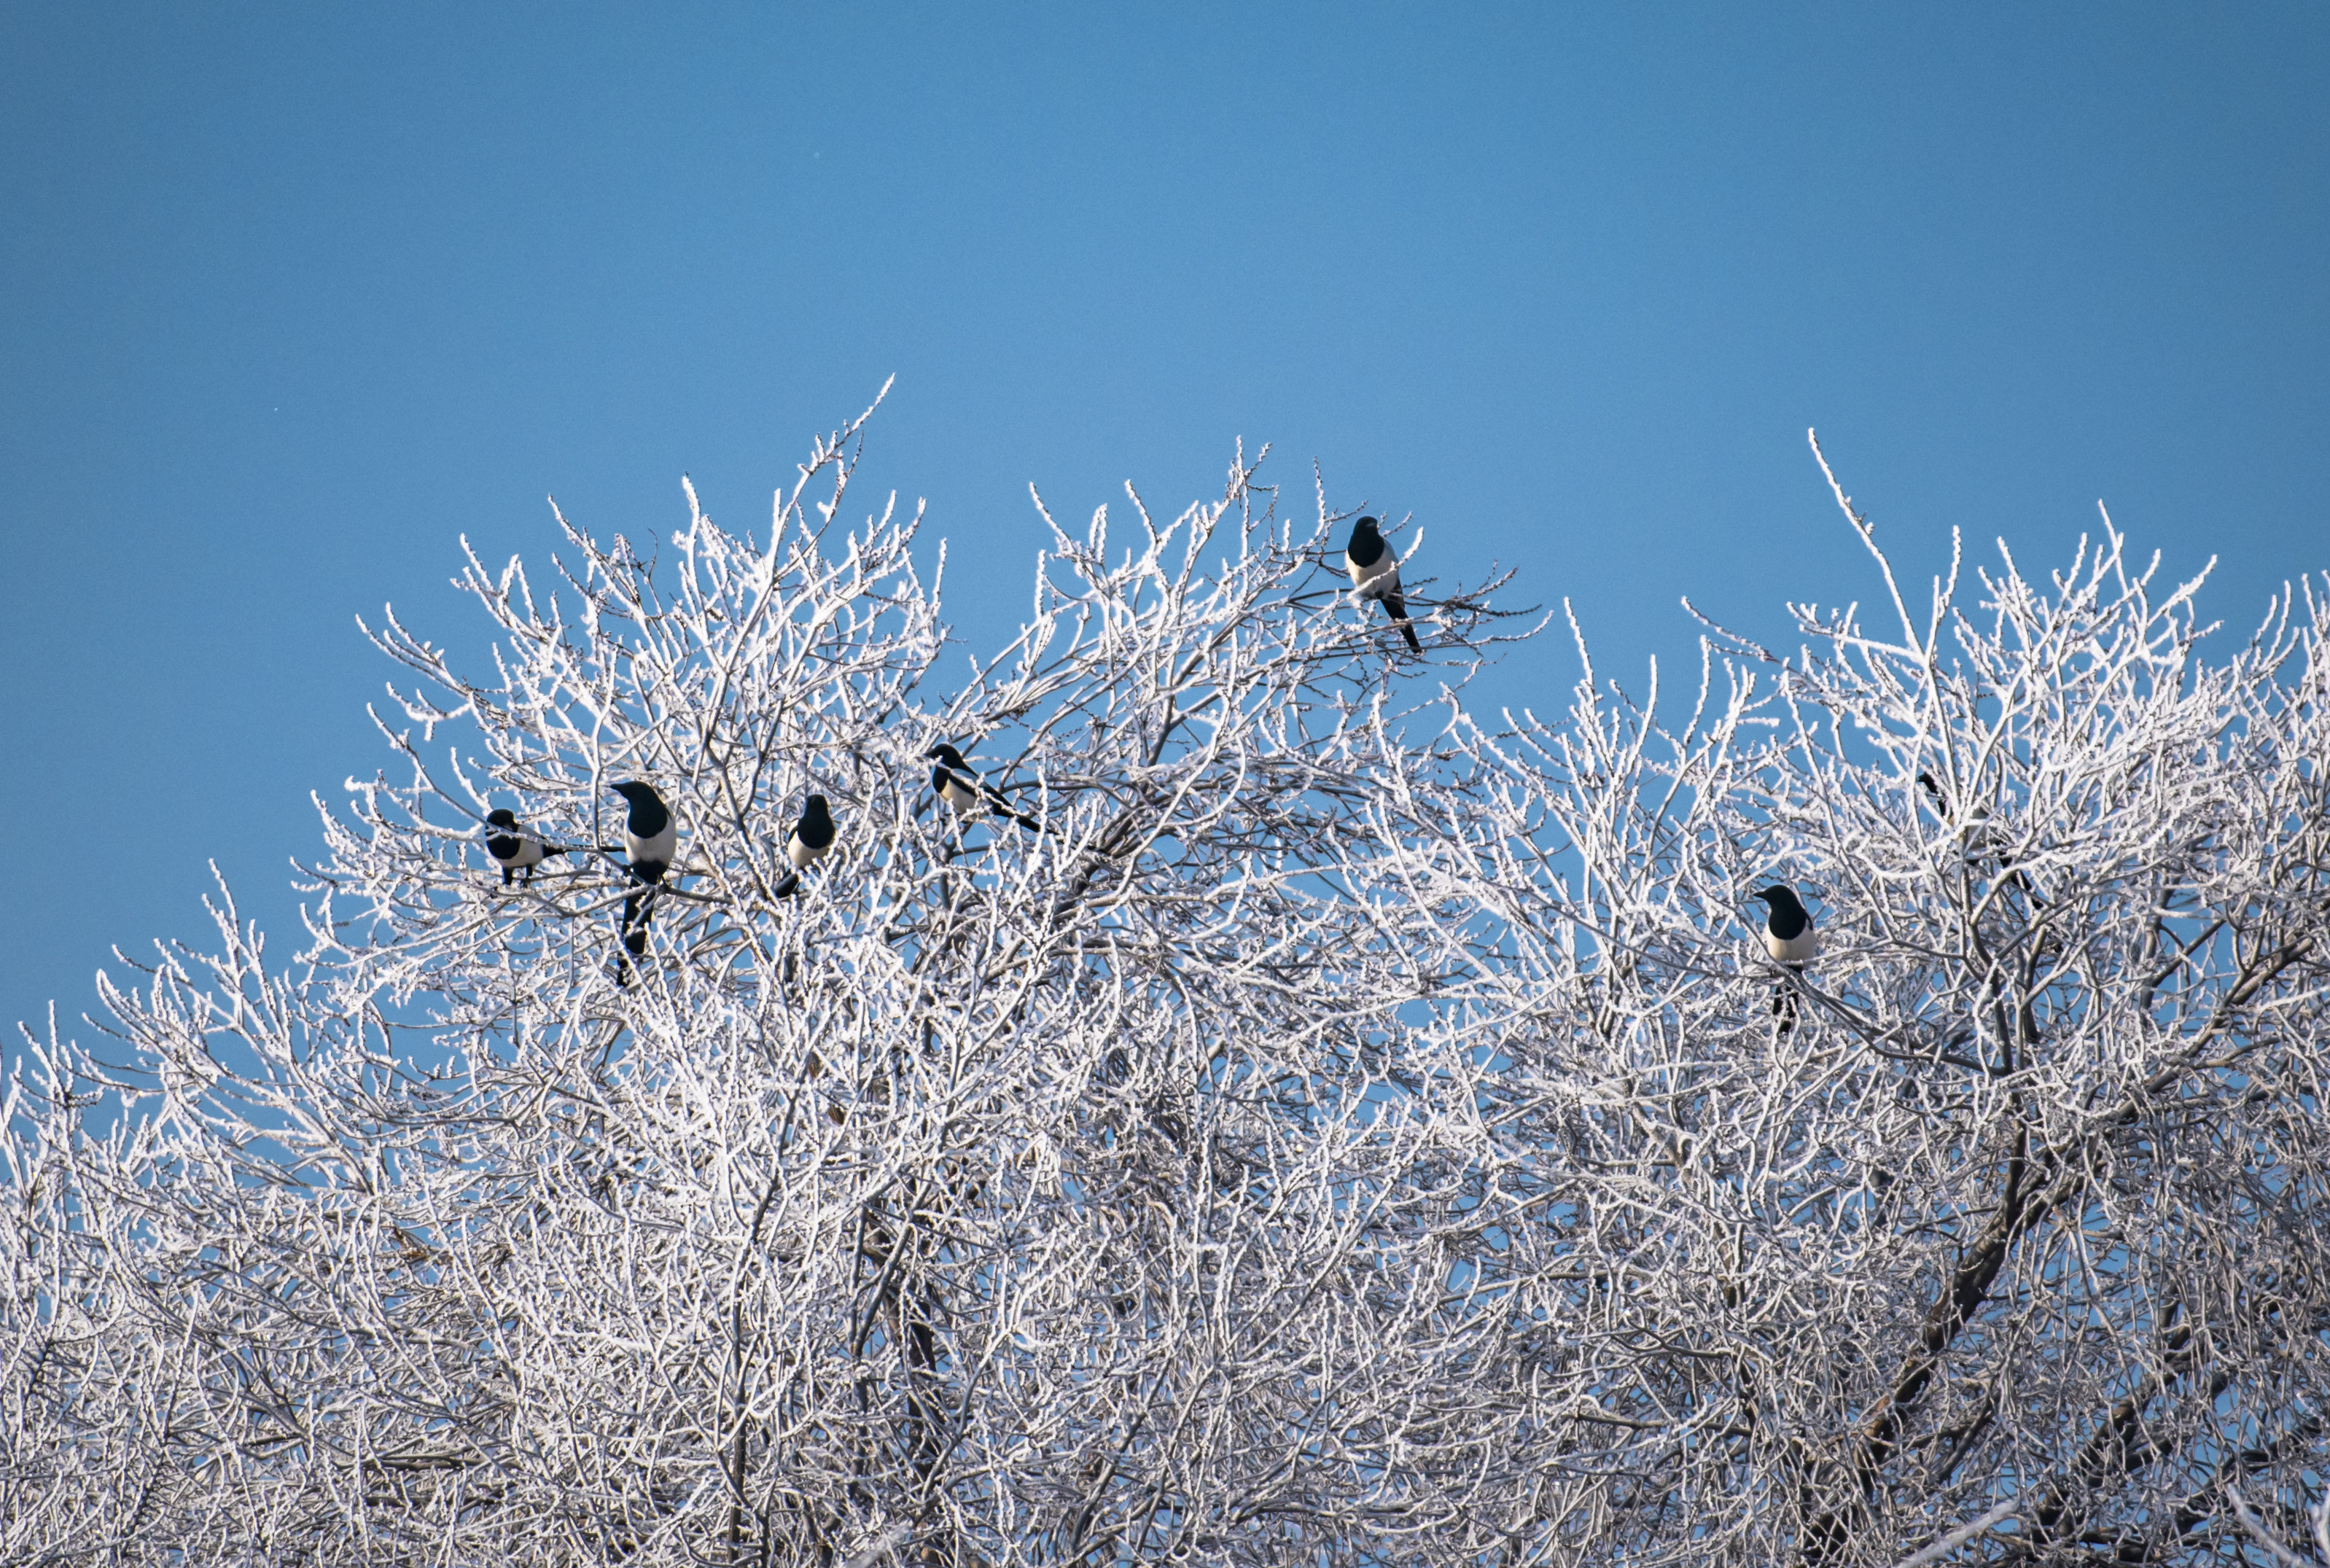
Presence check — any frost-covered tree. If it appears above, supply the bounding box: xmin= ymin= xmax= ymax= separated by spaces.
xmin=5 ymin=404 xmax=2328 ymax=1568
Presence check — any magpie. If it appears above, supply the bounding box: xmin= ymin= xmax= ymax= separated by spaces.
xmin=1918 ymin=771 xmax=2039 ymax=902
xmin=1919 ymin=769 xmax=2010 ymax=847
xmin=773 ymin=792 xmax=836 ymax=898
xmin=483 ymin=808 xmax=561 ymax=886
xmin=1343 ymin=515 xmax=1421 ymax=653
xmin=609 ymin=780 xmax=678 ymax=986
xmin=1752 ymin=884 xmax=1817 ymax=1035
xmin=927 ymin=744 xmax=1038 ymax=830
xmin=1917 ymin=770 xmax=1979 ymax=822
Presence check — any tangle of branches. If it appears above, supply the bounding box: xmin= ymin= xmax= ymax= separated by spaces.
xmin=6 ymin=402 xmax=2327 ymax=1567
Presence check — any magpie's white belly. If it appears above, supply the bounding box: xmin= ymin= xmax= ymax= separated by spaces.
xmin=1764 ymin=928 xmax=1817 ymax=964
xmin=939 ymin=776 xmax=981 ymax=813
xmin=1348 ymin=554 xmax=1400 ymax=598
xmin=789 ymin=835 xmax=830 ymax=870
xmin=501 ymin=840 xmax=545 ymax=870
xmin=629 ymin=822 xmax=678 ymax=867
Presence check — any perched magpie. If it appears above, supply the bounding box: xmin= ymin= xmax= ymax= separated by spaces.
xmin=1752 ymin=884 xmax=1817 ymax=1034
xmin=483 ymin=808 xmax=561 ymax=886
xmin=773 ymin=792 xmax=836 ymax=898
xmin=1343 ymin=515 xmax=1422 ymax=653
xmin=1918 ymin=770 xmax=1975 ymax=820
xmin=1918 ymin=771 xmax=2038 ymax=902
xmin=927 ymin=744 xmax=1038 ymax=830
xmin=609 ymin=780 xmax=677 ymax=986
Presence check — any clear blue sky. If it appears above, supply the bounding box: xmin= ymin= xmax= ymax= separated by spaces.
xmin=4 ymin=4 xmax=2325 ymax=1040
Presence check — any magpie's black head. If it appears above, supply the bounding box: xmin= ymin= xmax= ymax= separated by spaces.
xmin=1344 ymin=516 xmax=1391 ymax=570
xmin=801 ymin=793 xmax=830 ymax=820
xmin=1753 ymin=884 xmax=1806 ymax=912
xmin=486 ymin=808 xmax=519 ymax=829
xmin=1916 ymin=771 xmax=1941 ymax=797
xmin=609 ymin=780 xmax=673 ymax=838
xmin=926 ymin=743 xmax=967 ymax=768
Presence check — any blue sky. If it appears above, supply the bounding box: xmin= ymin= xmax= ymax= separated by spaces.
xmin=3 ymin=4 xmax=2325 ymax=1040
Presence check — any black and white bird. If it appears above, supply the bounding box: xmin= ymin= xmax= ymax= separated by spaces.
xmin=1919 ymin=770 xmax=2038 ymax=902
xmin=1343 ymin=515 xmax=1422 ymax=653
xmin=927 ymin=744 xmax=1038 ymax=830
xmin=483 ymin=808 xmax=562 ymax=886
xmin=1917 ymin=771 xmax=1990 ymax=832
xmin=609 ymin=780 xmax=678 ymax=986
xmin=1752 ymin=884 xmax=1817 ymax=1034
xmin=773 ymin=792 xmax=836 ymax=898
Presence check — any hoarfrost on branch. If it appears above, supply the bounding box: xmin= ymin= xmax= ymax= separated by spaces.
xmin=7 ymin=408 xmax=2328 ymax=1567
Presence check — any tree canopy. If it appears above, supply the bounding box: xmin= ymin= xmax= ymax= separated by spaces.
xmin=7 ymin=407 xmax=2328 ymax=1567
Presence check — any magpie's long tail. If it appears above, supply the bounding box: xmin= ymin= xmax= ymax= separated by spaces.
xmin=1772 ymin=964 xmax=1804 ymax=1036
xmin=771 ymin=870 xmax=802 ymax=900
xmin=617 ymin=889 xmax=655 ymax=988
xmin=983 ymin=786 xmax=1041 ymax=832
xmin=1384 ymin=593 xmax=1423 ymax=653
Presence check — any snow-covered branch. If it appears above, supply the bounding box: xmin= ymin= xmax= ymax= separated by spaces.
xmin=7 ymin=410 xmax=2326 ymax=1567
